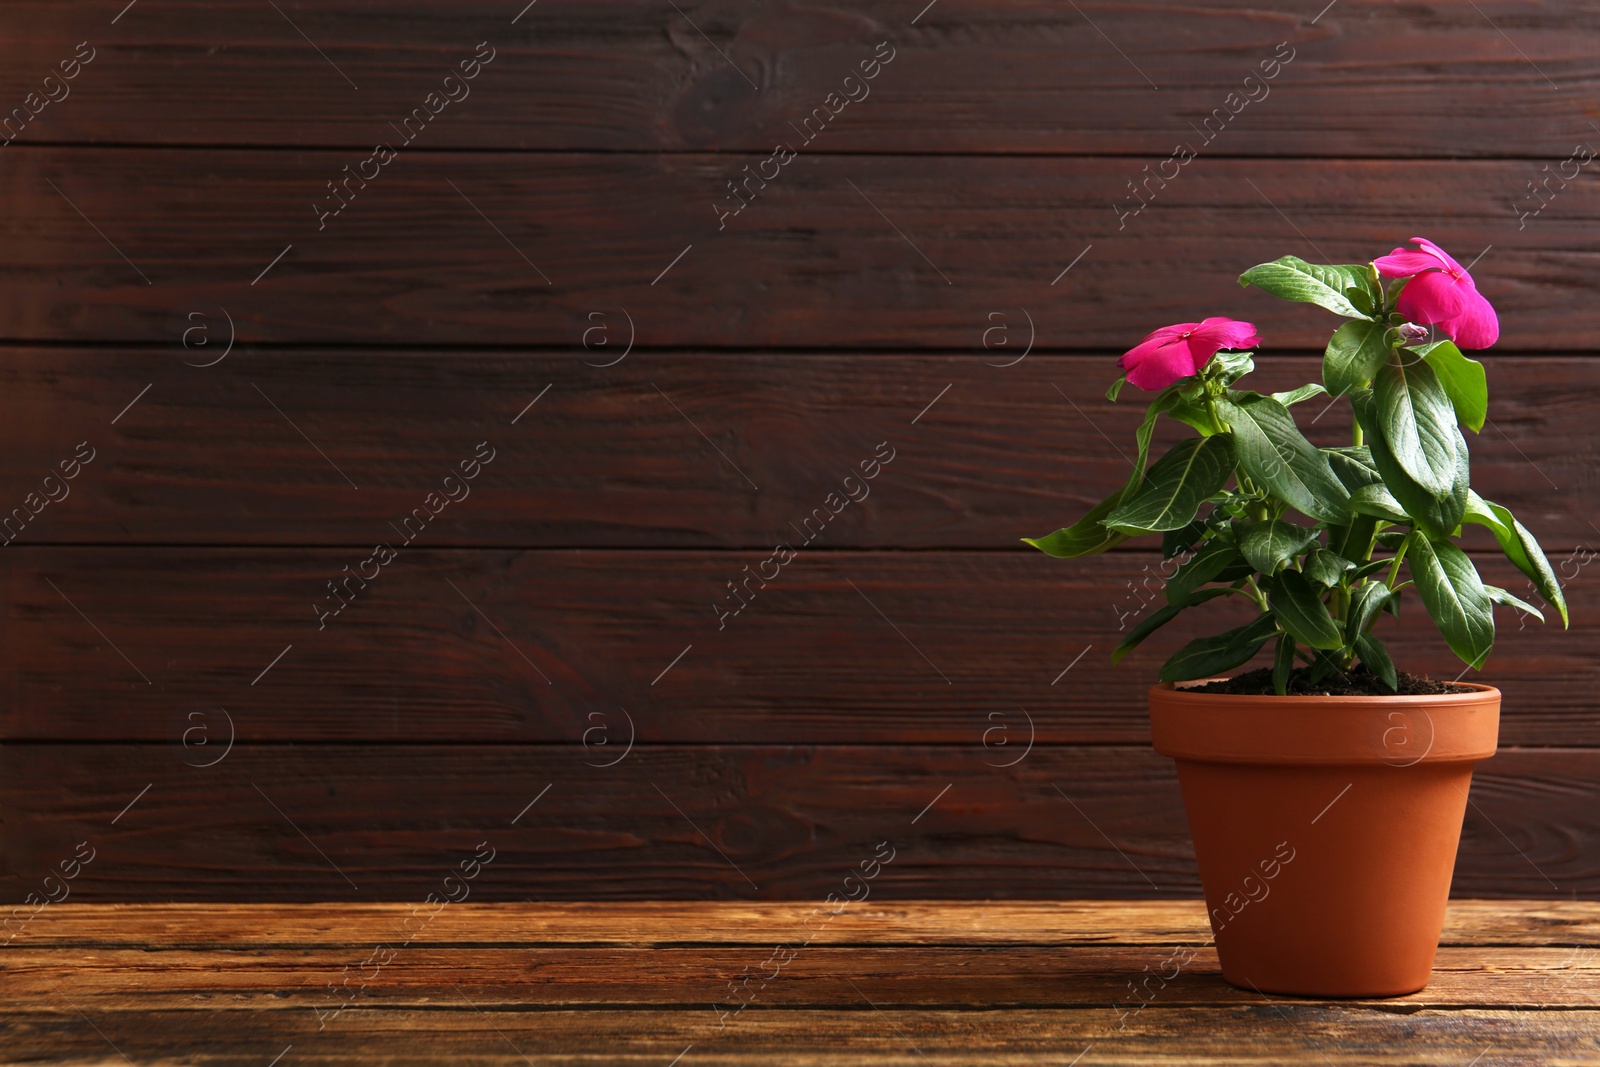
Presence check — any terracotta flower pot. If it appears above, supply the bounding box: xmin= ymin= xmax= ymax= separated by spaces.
xmin=1149 ymin=681 xmax=1501 ymax=998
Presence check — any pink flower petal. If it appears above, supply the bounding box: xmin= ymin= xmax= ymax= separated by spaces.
xmin=1119 ymin=335 xmax=1199 ymax=391
xmin=1395 ymin=268 xmax=1471 ymax=324
xmin=1119 ymin=318 xmax=1259 ymax=390
xmin=1409 ymin=237 xmax=1469 ymax=279
xmin=1374 ymin=247 xmax=1442 ymax=279
xmin=1436 ymin=288 xmax=1499 ymax=349
xmin=1133 ymin=322 xmax=1198 ymax=347
xmin=1188 ymin=316 xmax=1261 ymax=355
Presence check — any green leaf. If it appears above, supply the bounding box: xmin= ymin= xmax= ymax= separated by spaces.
xmin=1412 ymin=340 xmax=1487 ymax=433
xmin=1106 ymin=376 xmax=1127 ymax=402
xmin=1267 ymin=569 xmax=1345 ymax=650
xmin=1159 ymin=614 xmax=1280 ymax=683
xmin=1165 ymin=540 xmax=1251 ymax=607
xmin=1238 ymin=256 xmax=1372 ymax=319
xmin=1463 ymin=491 xmax=1505 ymax=534
xmin=1348 ymin=483 xmax=1411 ymax=524
xmin=1105 ymin=436 xmax=1237 ymax=534
xmin=1120 ymin=387 xmax=1182 ymax=503
xmin=1384 ymin=582 xmax=1410 ymax=619
xmin=1349 ymin=557 xmax=1393 ymax=583
xmin=1238 ymin=521 xmax=1320 ymax=575
xmin=1485 ymin=584 xmax=1544 ymax=624
xmin=1112 ymin=604 xmax=1182 ymax=665
xmin=1272 ymin=633 xmax=1296 ymax=695
xmin=1374 ymin=352 xmax=1460 ymax=497
xmin=1111 ymin=588 xmax=1233 ymax=665
xmin=1023 ymin=488 xmax=1129 ymax=558
xmin=1346 ymin=284 xmax=1376 ymax=318
xmin=1323 ymin=319 xmax=1392 ymax=399
xmin=1328 ymin=514 xmax=1379 ymax=569
xmin=1354 ymin=632 xmax=1398 ymax=690
xmin=1346 ymin=579 xmax=1394 ymax=641
xmin=1354 ymin=390 xmax=1467 ymax=539
xmin=1300 ymin=651 xmax=1331 ymax=684
xmin=1217 ymin=395 xmax=1350 ymax=524
xmin=1304 ymin=546 xmax=1355 ymax=588
xmin=1408 ymin=537 xmax=1495 ymax=669
xmin=1161 ymin=519 xmax=1209 ymax=560
xmin=1168 ymin=400 xmax=1220 ymax=436
xmin=1323 ymin=445 xmax=1382 ymax=491
xmin=1271 ymin=383 xmax=1329 ymax=408
xmin=1210 ymin=350 xmax=1255 ymax=385
xmin=1467 ymin=498 xmax=1568 ymax=627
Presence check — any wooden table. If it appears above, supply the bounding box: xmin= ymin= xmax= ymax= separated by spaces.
xmin=3 ymin=901 xmax=1596 ymax=1064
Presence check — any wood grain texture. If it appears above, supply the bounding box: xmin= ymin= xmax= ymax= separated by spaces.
xmin=16 ymin=899 xmax=1600 ymax=947
xmin=0 ymin=548 xmax=1593 ymax=744
xmin=0 ymin=150 xmax=1593 ymax=348
xmin=0 ymin=351 xmax=1592 ymax=551
xmin=5 ymin=1007 xmax=1596 ymax=1065
xmin=0 ymin=745 xmax=1592 ymax=900
xmin=6 ymin=945 xmax=1599 ymax=1009
xmin=4 ymin=0 xmax=1598 ymax=910
xmin=3 ymin=903 xmax=1599 ymax=1064
xmin=3 ymin=2 xmax=1599 ymax=156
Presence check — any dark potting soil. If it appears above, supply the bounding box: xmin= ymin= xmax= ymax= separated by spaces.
xmin=1185 ymin=665 xmax=1475 ymax=697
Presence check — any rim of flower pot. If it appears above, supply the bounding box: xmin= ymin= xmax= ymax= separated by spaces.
xmin=1147 ymin=681 xmax=1501 ymax=765
xmin=1155 ymin=679 xmax=1500 ymax=704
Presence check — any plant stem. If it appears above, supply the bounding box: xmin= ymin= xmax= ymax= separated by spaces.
xmin=1234 ymin=471 xmax=1270 ymax=520
xmin=1386 ymin=530 xmax=1414 ymax=589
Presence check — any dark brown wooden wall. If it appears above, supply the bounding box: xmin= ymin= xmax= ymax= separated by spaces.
xmin=1 ymin=1 xmax=1597 ymax=901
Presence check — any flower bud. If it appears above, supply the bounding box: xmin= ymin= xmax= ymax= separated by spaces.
xmin=1397 ymin=322 xmax=1429 ymax=345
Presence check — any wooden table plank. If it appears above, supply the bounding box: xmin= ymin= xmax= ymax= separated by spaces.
xmin=14 ymin=900 xmax=1600 ymax=948
xmin=1 ymin=1005 xmax=1596 ymax=1064
xmin=4 ymin=945 xmax=1598 ymax=1009
xmin=1 ymin=151 xmax=1596 ymax=349
xmin=4 ymin=2 xmax=1599 ymax=157
xmin=5 ymin=903 xmax=1594 ymax=1063
xmin=1 ymin=747 xmax=1594 ymax=899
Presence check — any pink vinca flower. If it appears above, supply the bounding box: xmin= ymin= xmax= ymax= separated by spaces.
xmin=1373 ymin=237 xmax=1499 ymax=349
xmin=1118 ymin=317 xmax=1261 ymax=391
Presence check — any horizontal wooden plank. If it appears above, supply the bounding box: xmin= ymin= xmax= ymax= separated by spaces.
xmin=16 ymin=899 xmax=1598 ymax=949
xmin=0 ymin=745 xmax=1592 ymax=900
xmin=1 ymin=151 xmax=1595 ymax=348
xmin=0 ymin=351 xmax=1592 ymax=552
xmin=4 ymin=899 xmax=1582 ymax=953
xmin=2 ymin=1006 xmax=1593 ymax=1064
xmin=15 ymin=902 xmax=1600 ymax=953
xmin=3 ymin=2 xmax=1599 ymax=156
xmin=5 ymin=944 xmax=1596 ymax=1010
xmin=0 ymin=549 xmax=1592 ymax=744
xmin=6 ymin=901 xmax=1595 ymax=1061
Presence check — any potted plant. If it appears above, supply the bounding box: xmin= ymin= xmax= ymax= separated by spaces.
xmin=1026 ymin=238 xmax=1567 ymax=997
